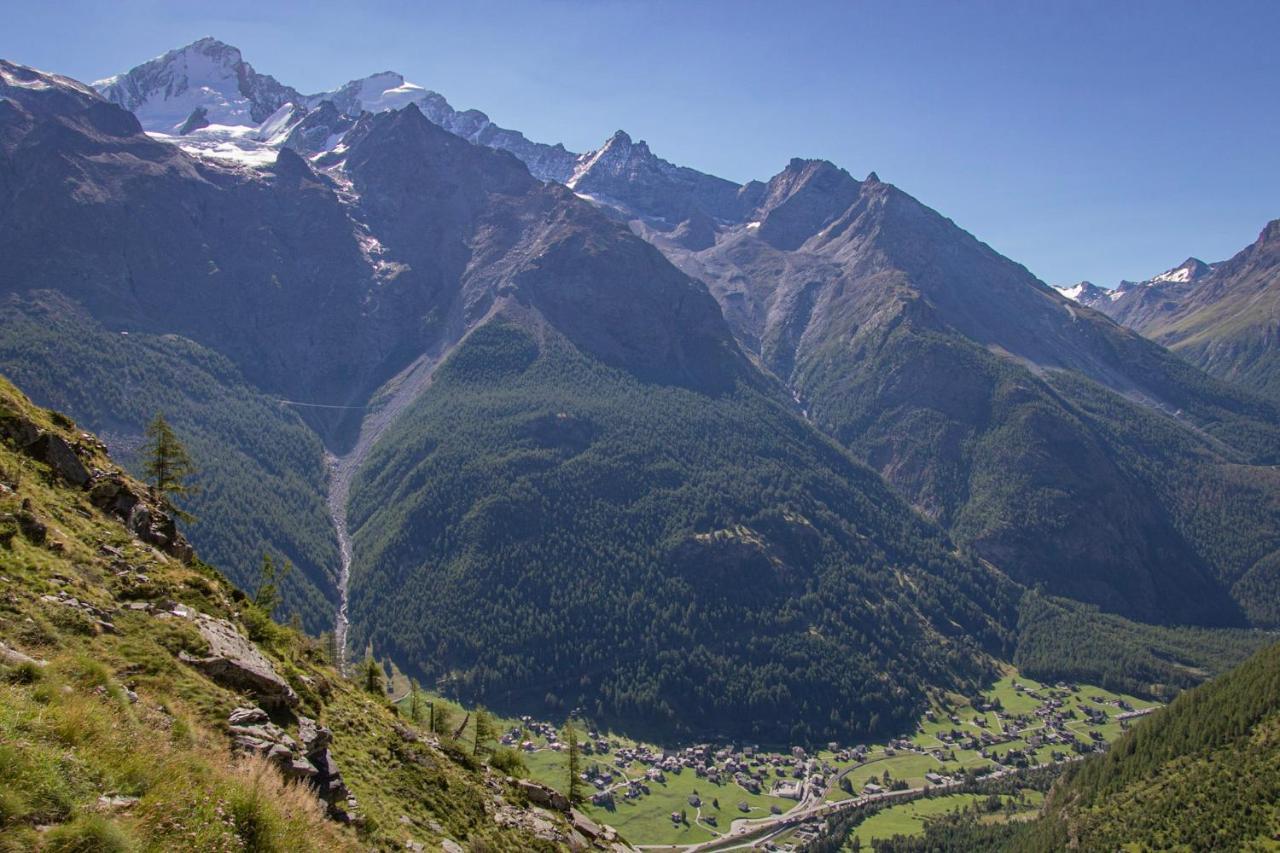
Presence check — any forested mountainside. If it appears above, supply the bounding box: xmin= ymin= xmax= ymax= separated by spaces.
xmin=1090 ymin=220 xmax=1280 ymax=404
xmin=0 ymin=293 xmax=339 ymax=632
xmin=0 ymin=59 xmax=1022 ymax=743
xmin=1029 ymin=638 xmax=1280 ymax=850
xmin=72 ymin=39 xmax=1280 ymax=635
xmin=0 ymin=376 xmax=597 ymax=851
xmin=625 ymin=159 xmax=1280 ymax=630
xmin=347 ymin=320 xmax=1016 ymax=744
xmin=837 ymin=639 xmax=1280 ymax=852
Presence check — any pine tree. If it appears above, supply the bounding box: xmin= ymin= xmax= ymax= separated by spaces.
xmin=565 ymin=719 xmax=583 ymax=805
xmin=431 ymin=703 xmax=454 ymax=738
xmin=473 ymin=707 xmax=494 ymax=757
xmin=362 ymin=655 xmax=384 ymax=695
xmin=142 ymin=413 xmax=197 ymax=521
xmin=409 ymin=679 xmax=423 ymax=724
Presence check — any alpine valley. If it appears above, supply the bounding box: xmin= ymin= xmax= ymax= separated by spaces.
xmin=1 ymin=35 xmax=1278 ymax=852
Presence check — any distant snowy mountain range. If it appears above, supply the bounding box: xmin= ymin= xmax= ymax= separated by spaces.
xmin=94 ymin=37 xmax=577 ymax=179
xmin=1053 ymin=257 xmax=1216 ymax=310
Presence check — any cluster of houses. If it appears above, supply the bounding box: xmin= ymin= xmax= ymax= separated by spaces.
xmin=503 ymin=681 xmax=1145 ymax=830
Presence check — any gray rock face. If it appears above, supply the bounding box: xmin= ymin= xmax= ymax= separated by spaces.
xmin=514 ymin=779 xmax=570 ymax=813
xmin=181 ymin=614 xmax=299 ymax=708
xmin=28 ymin=433 xmax=90 ymax=486
xmin=566 ymin=129 xmax=745 ymax=225
xmin=227 ymin=706 xmax=269 ymax=726
xmin=225 ymin=707 xmax=318 ymax=782
xmin=87 ymin=473 xmax=193 ymax=562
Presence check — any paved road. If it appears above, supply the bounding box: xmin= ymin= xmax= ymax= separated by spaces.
xmin=684 ymin=756 xmax=1084 ymax=852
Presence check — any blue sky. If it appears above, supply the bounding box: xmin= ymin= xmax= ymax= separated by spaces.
xmin=4 ymin=0 xmax=1277 ymax=286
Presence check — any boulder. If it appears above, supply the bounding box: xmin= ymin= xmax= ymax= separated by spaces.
xmin=179 ymin=614 xmax=299 ymax=708
xmin=285 ymin=756 xmax=319 ymax=780
xmin=515 ymin=779 xmax=570 ymax=813
xmin=29 ymin=433 xmax=90 ymax=486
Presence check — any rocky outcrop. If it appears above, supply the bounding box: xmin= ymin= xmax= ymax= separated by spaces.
xmin=298 ymin=714 xmax=358 ymax=820
xmin=87 ymin=473 xmax=193 ymax=562
xmin=180 ymin=614 xmax=299 ymax=708
xmin=226 ymin=706 xmax=317 ymax=780
xmin=223 ymin=706 xmax=359 ymax=822
xmin=0 ymin=405 xmax=193 ymax=561
xmin=0 ymin=415 xmax=89 ymax=486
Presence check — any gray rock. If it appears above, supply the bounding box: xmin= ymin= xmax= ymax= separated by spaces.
xmin=0 ymin=641 xmax=46 ymax=668
xmin=298 ymin=715 xmax=332 ymax=753
xmin=515 ymin=779 xmax=570 ymax=813
xmin=180 ymin=614 xmax=299 ymax=708
xmin=97 ymin=794 xmax=140 ymax=810
xmin=286 ymin=757 xmax=319 ymax=780
xmin=30 ymin=433 xmax=90 ymax=486
xmin=233 ymin=735 xmax=275 ymax=756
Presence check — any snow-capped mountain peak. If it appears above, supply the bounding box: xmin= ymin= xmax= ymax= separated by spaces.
xmin=312 ymin=71 xmax=433 ymax=116
xmin=566 ymin=130 xmax=663 ymax=189
xmin=1053 ymin=281 xmax=1110 ymax=306
xmin=94 ymin=39 xmax=579 ymax=180
xmin=1149 ymin=257 xmax=1211 ymax=285
xmin=94 ymin=37 xmax=300 ymax=134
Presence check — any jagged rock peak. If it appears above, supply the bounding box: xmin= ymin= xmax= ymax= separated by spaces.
xmin=1053 ymin=280 xmax=1110 ymax=306
xmin=1150 ymin=257 xmax=1212 ymax=284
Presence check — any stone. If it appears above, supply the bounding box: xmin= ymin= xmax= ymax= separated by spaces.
xmin=30 ymin=433 xmax=90 ymax=486
xmin=515 ymin=779 xmax=570 ymax=813
xmin=0 ymin=641 xmax=46 ymax=668
xmin=228 ymin=706 xmax=270 ymax=726
xmin=298 ymin=715 xmax=332 ymax=753
xmin=286 ymin=757 xmax=319 ymax=779
xmin=233 ymin=735 xmax=275 ymax=756
xmin=96 ymin=795 xmax=139 ymax=810
xmin=179 ymin=614 xmax=299 ymax=708
xmin=266 ymin=743 xmax=294 ymax=766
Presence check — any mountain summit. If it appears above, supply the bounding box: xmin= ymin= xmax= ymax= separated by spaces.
xmin=94 ymin=37 xmax=301 ymax=132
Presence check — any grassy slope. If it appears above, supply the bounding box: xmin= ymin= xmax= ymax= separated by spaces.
xmin=0 ymin=376 xmax=568 ymax=851
xmin=0 ymin=293 xmax=339 ymax=632
xmin=347 ymin=320 xmax=1017 ymax=745
xmin=843 ymin=791 xmax=1042 ymax=848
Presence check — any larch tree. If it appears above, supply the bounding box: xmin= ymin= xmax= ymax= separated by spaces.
xmin=142 ymin=412 xmax=197 ymax=521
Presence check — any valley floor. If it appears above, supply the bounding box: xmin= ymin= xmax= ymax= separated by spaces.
xmin=393 ymin=670 xmax=1157 ymax=849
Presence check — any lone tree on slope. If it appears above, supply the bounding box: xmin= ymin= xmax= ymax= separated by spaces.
xmin=143 ymin=412 xmax=197 ymax=521
xmin=565 ymin=719 xmax=584 ymax=805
